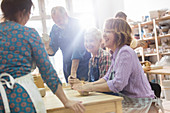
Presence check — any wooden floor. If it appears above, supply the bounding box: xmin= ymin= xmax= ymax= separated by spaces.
xmin=160 ymin=99 xmax=170 ymax=113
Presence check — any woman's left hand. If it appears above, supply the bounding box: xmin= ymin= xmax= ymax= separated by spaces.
xmin=64 ymin=100 xmax=85 ymax=113
xmin=72 ymin=83 xmax=93 ymax=92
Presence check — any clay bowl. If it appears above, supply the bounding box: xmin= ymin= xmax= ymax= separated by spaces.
xmin=78 ymin=91 xmax=89 ymax=96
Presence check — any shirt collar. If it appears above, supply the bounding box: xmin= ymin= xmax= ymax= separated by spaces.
xmin=93 ymin=48 xmax=103 ymax=58
xmin=110 ymin=47 xmax=120 ymax=60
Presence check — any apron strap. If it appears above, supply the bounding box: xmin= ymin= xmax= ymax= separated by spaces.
xmin=0 ymin=73 xmax=16 ymax=113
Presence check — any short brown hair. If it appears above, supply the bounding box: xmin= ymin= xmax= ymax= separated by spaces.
xmin=104 ymin=18 xmax=132 ymax=48
xmin=115 ymin=11 xmax=127 ymax=19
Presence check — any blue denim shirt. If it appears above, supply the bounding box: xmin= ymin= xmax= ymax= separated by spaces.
xmin=49 ymin=17 xmax=91 ymax=82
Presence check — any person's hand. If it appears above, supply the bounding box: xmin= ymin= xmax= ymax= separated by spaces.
xmin=43 ymin=38 xmax=51 ymax=50
xmin=68 ymin=75 xmax=80 ymax=88
xmin=68 ymin=76 xmax=81 ymax=84
xmin=140 ymin=61 xmax=151 ymax=67
xmin=64 ymin=99 xmax=85 ymax=113
xmin=73 ymin=83 xmax=93 ymax=92
xmin=143 ymin=66 xmax=151 ymax=72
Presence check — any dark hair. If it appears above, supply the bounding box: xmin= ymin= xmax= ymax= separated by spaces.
xmin=115 ymin=11 xmax=127 ymax=20
xmin=104 ymin=18 xmax=132 ymax=47
xmin=1 ymin=0 xmax=33 ymax=22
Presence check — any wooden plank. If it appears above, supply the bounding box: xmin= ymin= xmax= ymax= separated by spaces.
xmin=156 ymin=15 xmax=170 ymax=21
xmin=145 ymin=66 xmax=170 ymax=75
xmin=144 ymin=53 xmax=157 ymax=56
xmin=43 ymin=88 xmax=123 ymax=113
xmin=158 ymin=34 xmax=170 ymax=39
xmin=143 ymin=37 xmax=155 ymax=41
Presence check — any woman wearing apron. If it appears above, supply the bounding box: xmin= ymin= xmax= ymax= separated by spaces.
xmin=68 ymin=28 xmax=111 ymax=84
xmin=73 ymin=19 xmax=163 ymax=113
xmin=0 ymin=0 xmax=85 ymax=113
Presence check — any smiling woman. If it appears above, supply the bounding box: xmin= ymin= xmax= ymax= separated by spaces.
xmin=73 ymin=18 xmax=160 ymax=113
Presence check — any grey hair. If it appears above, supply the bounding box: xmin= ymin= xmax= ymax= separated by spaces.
xmin=51 ymin=6 xmax=67 ymax=16
xmin=85 ymin=27 xmax=102 ymax=40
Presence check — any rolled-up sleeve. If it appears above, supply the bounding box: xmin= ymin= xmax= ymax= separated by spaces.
xmin=102 ymin=68 xmax=110 ymax=81
xmin=106 ymin=50 xmax=133 ymax=93
xmin=49 ymin=25 xmax=59 ymax=56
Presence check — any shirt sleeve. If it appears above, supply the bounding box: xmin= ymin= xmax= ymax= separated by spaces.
xmin=30 ymin=28 xmax=62 ymax=94
xmin=49 ymin=25 xmax=59 ymax=56
xmin=106 ymin=50 xmax=133 ymax=93
xmin=71 ymin=25 xmax=86 ymax=60
xmin=99 ymin=54 xmax=111 ymax=78
xmin=102 ymin=66 xmax=111 ymax=81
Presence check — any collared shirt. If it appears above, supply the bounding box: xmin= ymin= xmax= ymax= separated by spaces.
xmin=49 ymin=17 xmax=90 ymax=61
xmin=103 ymin=45 xmax=155 ymax=98
xmin=88 ymin=48 xmax=111 ymax=78
xmin=49 ymin=17 xmax=91 ymax=81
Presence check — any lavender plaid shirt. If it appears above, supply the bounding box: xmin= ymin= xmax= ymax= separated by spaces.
xmin=103 ymin=45 xmax=155 ymax=98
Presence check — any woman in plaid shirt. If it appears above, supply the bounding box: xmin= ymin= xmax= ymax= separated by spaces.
xmin=84 ymin=28 xmax=111 ymax=82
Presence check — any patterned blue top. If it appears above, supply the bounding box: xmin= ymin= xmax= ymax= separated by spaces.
xmin=0 ymin=21 xmax=62 ymax=112
xmin=0 ymin=21 xmax=61 ymax=93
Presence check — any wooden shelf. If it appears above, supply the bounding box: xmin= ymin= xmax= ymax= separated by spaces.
xmin=132 ymin=15 xmax=170 ymax=62
xmin=143 ymin=37 xmax=155 ymax=40
xmin=160 ymin=52 xmax=170 ymax=55
xmin=144 ymin=53 xmax=157 ymax=56
xmin=156 ymin=15 xmax=170 ymax=21
xmin=158 ymin=34 xmax=170 ymax=39
xmin=132 ymin=15 xmax=170 ymax=28
xmin=132 ymin=21 xmax=153 ymax=28
xmin=140 ymin=21 xmax=153 ymax=27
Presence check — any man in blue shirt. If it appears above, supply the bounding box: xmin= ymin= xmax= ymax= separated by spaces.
xmin=45 ymin=6 xmax=91 ymax=83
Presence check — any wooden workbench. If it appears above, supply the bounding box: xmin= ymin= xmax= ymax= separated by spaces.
xmin=43 ymin=88 xmax=123 ymax=113
xmin=145 ymin=66 xmax=170 ymax=84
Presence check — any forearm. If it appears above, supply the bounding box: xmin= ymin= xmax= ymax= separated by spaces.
xmin=92 ymin=82 xmax=111 ymax=92
xmin=92 ymin=78 xmax=106 ymax=85
xmin=55 ymin=84 xmax=69 ymax=106
xmin=71 ymin=59 xmax=80 ymax=77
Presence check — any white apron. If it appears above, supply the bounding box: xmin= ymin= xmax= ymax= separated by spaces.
xmin=0 ymin=73 xmax=46 ymax=113
xmin=118 ymin=93 xmax=164 ymax=113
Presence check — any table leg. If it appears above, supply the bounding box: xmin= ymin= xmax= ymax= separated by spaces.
xmin=147 ymin=73 xmax=150 ymax=81
xmin=155 ymin=74 xmax=158 ymax=84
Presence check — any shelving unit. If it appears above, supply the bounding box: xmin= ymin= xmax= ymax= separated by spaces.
xmin=132 ymin=15 xmax=170 ymax=62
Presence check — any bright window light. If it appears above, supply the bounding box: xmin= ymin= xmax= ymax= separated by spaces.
xmin=78 ymin=14 xmax=96 ymax=30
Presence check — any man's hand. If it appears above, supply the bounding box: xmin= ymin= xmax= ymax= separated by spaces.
xmin=68 ymin=76 xmax=81 ymax=84
xmin=43 ymin=37 xmax=51 ymax=50
xmin=68 ymin=75 xmax=81 ymax=88
xmin=64 ymin=100 xmax=85 ymax=113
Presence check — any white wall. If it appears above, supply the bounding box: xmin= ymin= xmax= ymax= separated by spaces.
xmin=93 ymin=0 xmax=124 ymax=29
xmin=124 ymin=0 xmax=170 ymax=21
